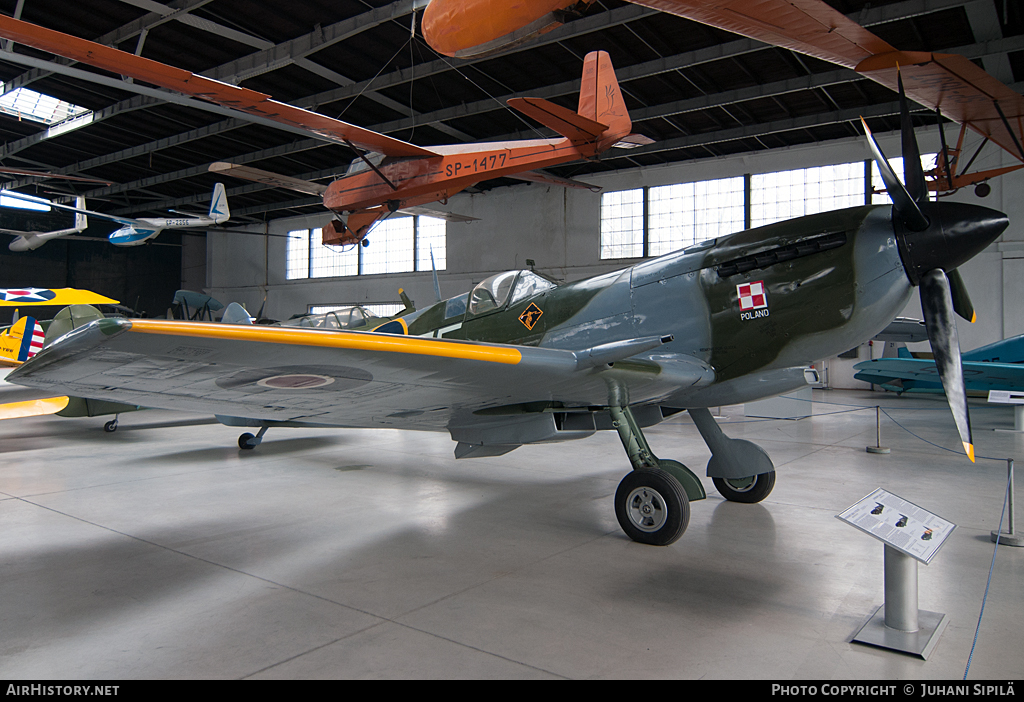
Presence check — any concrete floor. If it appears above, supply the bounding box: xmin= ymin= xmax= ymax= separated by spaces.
xmin=0 ymin=389 xmax=1021 ymax=680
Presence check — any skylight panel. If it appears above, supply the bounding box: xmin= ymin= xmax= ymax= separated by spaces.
xmin=0 ymin=85 xmax=91 ymax=126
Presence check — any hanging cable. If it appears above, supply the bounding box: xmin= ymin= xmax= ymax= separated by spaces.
xmin=964 ymin=468 xmax=1011 ymax=679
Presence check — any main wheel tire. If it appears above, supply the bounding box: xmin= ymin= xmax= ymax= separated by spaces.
xmin=713 ymin=472 xmax=776 ymax=504
xmin=615 ymin=468 xmax=689 ymax=546
xmin=238 ymin=432 xmax=256 ymax=450
xmin=103 ymin=420 xmax=118 ymax=433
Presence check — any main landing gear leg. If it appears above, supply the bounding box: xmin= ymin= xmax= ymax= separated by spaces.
xmin=238 ymin=425 xmax=269 ymax=450
xmin=608 ymin=405 xmax=706 ymax=546
xmin=103 ymin=414 xmax=119 ymax=433
xmin=688 ymin=407 xmax=776 ymax=503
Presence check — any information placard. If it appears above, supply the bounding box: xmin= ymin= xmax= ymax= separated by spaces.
xmin=836 ymin=488 xmax=955 ymax=564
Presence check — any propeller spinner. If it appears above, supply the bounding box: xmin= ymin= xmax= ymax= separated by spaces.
xmin=861 ymin=72 xmax=1009 ymax=462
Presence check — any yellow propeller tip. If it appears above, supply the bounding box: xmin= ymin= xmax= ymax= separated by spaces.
xmin=971 ymin=312 xmax=977 ymax=323
xmin=964 ymin=442 xmax=975 ymax=463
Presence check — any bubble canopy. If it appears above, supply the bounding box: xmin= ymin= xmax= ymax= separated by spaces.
xmin=468 ymin=270 xmax=555 ymax=316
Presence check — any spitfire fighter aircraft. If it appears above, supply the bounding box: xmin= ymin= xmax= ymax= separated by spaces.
xmin=1 ymin=184 xmax=230 ymax=247
xmin=422 ymin=0 xmax=1024 ymax=196
xmin=0 ymin=16 xmax=640 ymax=247
xmin=7 ymin=78 xmax=1009 ymax=545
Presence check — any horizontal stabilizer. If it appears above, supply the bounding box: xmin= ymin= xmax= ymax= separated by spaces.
xmin=396 ymin=206 xmax=479 ymax=223
xmin=507 ymin=170 xmax=601 ymax=191
xmin=613 ymin=133 xmax=655 ymax=149
xmin=507 ymin=97 xmax=608 ymax=142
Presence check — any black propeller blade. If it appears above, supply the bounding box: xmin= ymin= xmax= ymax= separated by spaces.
xmin=919 ymin=269 xmax=973 ymax=461
xmin=946 ymin=269 xmax=976 ymax=323
xmin=860 ymin=117 xmax=930 ymax=232
xmin=860 ymin=67 xmax=1010 ymax=462
xmin=898 ymin=71 xmax=928 ymax=206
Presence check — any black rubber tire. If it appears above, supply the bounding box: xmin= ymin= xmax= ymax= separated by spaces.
xmin=103 ymin=420 xmax=117 ymax=433
xmin=614 ymin=468 xmax=689 ymax=546
xmin=238 ymin=432 xmax=256 ymax=450
xmin=713 ymin=472 xmax=776 ymax=504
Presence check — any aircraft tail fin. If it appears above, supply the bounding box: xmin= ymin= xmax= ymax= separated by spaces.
xmin=576 ymin=50 xmax=631 ymax=146
xmin=209 ymin=183 xmax=230 ymax=224
xmin=506 ymin=50 xmax=630 ymax=149
xmin=398 ymin=288 xmax=415 ymax=313
xmin=74 ymin=196 xmax=87 ymax=231
xmin=0 ymin=316 xmax=44 ymax=364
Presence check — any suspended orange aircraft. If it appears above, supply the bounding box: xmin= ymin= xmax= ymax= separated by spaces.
xmin=422 ymin=0 xmax=1024 ymax=196
xmin=0 ymin=16 xmax=641 ymax=247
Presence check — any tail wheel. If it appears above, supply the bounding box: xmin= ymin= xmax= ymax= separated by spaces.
xmin=614 ymin=469 xmax=689 ymax=546
xmin=713 ymin=472 xmax=776 ymax=504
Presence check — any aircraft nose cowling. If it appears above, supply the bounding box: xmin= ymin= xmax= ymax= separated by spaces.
xmin=896 ymin=202 xmax=1008 ymax=285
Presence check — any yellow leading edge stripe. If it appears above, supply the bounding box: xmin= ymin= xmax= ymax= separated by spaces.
xmin=128 ymin=320 xmax=523 ymax=365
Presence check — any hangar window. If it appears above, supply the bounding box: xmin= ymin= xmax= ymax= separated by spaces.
xmin=600 ymin=188 xmax=644 ymax=259
xmin=310 ymin=227 xmax=359 ymax=278
xmin=308 ymin=303 xmax=405 ymax=317
xmin=360 ymin=217 xmax=414 ymax=275
xmin=285 ymin=215 xmax=446 ymax=280
xmin=751 ymin=162 xmax=865 ymax=227
xmin=648 ymin=177 xmax=745 ymax=256
xmin=286 ymin=229 xmax=310 ymax=279
xmin=416 ymin=215 xmax=447 ymax=271
xmin=599 ymin=156 xmax=939 ymax=261
xmin=871 ymin=155 xmax=938 ymax=205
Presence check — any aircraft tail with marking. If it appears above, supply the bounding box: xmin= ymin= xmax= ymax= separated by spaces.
xmin=209 ymin=183 xmax=230 ymax=224
xmin=0 ymin=316 xmax=45 ymax=365
xmin=507 ymin=50 xmax=632 ymax=152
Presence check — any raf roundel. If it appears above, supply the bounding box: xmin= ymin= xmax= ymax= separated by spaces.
xmin=736 ymin=281 xmax=768 ymax=312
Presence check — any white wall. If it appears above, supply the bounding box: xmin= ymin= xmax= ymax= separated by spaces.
xmin=206 ymin=129 xmax=1024 ymax=375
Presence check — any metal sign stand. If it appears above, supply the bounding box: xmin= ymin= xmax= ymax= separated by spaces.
xmin=837 ymin=488 xmax=955 ymax=659
xmin=852 ymin=545 xmax=949 ymax=659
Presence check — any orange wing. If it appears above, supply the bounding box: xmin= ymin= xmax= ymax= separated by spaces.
xmin=0 ymin=16 xmax=437 ymax=159
xmin=631 ymin=0 xmax=1024 ymax=162
xmin=858 ymin=52 xmax=1024 ymax=163
xmin=630 ymin=0 xmax=892 ymax=69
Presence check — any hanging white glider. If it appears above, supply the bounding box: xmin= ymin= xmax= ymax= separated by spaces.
xmin=0 ymin=196 xmax=88 ymax=251
xmin=1 ymin=183 xmax=230 ymax=246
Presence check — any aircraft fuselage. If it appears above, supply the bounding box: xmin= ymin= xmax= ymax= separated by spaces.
xmin=402 ymin=204 xmax=913 ymax=407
